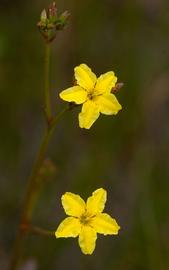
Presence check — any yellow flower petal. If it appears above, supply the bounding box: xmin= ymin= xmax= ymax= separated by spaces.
xmin=61 ymin=192 xmax=86 ymax=217
xmin=91 ymin=213 xmax=120 ymax=235
xmin=78 ymin=226 xmax=97 ymax=254
xmin=86 ymin=188 xmax=107 ymax=216
xmin=55 ymin=217 xmax=81 ymax=238
xmin=59 ymin=86 xmax=87 ymax=104
xmin=94 ymin=94 xmax=122 ymax=115
xmin=74 ymin=64 xmax=97 ymax=92
xmin=78 ymin=100 xmax=100 ymax=129
xmin=94 ymin=71 xmax=117 ymax=95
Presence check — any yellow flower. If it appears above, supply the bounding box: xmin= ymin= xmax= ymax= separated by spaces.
xmin=55 ymin=188 xmax=120 ymax=255
xmin=59 ymin=64 xmax=122 ymax=129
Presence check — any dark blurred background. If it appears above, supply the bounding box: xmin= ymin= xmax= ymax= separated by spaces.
xmin=1 ymin=0 xmax=169 ymax=269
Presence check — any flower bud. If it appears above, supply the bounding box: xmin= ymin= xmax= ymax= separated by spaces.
xmin=56 ymin=11 xmax=70 ymax=30
xmin=40 ymin=9 xmax=47 ymax=23
xmin=48 ymin=2 xmax=57 ymax=20
xmin=112 ymin=82 xmax=124 ymax=93
xmin=37 ymin=2 xmax=70 ymax=43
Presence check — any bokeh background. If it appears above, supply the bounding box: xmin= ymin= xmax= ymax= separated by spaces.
xmin=1 ymin=0 xmax=169 ymax=269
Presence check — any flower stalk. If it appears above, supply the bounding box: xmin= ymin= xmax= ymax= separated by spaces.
xmin=44 ymin=43 xmax=52 ymax=124
xmin=20 ymin=224 xmax=55 ymax=237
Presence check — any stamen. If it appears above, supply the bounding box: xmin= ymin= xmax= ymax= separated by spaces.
xmin=80 ymin=213 xmax=91 ymax=225
xmin=88 ymin=93 xmax=93 ymax=100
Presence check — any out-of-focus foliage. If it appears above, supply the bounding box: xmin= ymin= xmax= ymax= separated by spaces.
xmin=0 ymin=0 xmax=169 ymax=269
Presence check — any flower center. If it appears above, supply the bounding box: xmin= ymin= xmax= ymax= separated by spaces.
xmin=87 ymin=86 xmax=101 ymax=100
xmin=80 ymin=213 xmax=91 ymax=225
xmin=87 ymin=92 xmax=94 ymax=100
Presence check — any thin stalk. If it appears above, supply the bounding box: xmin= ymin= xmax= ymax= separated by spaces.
xmin=44 ymin=43 xmax=52 ymax=121
xmin=30 ymin=226 xmax=55 ymax=237
xmin=10 ymin=107 xmax=68 ymax=270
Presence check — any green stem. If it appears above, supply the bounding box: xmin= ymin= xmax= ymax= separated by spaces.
xmin=10 ymin=107 xmax=68 ymax=270
xmin=30 ymin=226 xmax=55 ymax=237
xmin=21 ymin=224 xmax=55 ymax=237
xmin=44 ymin=43 xmax=52 ymax=121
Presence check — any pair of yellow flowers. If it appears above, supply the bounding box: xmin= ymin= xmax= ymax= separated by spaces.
xmin=56 ymin=64 xmax=121 ymax=254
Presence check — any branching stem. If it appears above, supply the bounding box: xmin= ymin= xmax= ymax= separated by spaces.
xmin=9 ymin=106 xmax=68 ymax=270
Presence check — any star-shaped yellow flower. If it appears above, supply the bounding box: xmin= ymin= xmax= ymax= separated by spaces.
xmin=55 ymin=188 xmax=120 ymax=255
xmin=59 ymin=64 xmax=122 ymax=129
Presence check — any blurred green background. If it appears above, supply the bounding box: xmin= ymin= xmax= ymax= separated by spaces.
xmin=1 ymin=0 xmax=169 ymax=269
